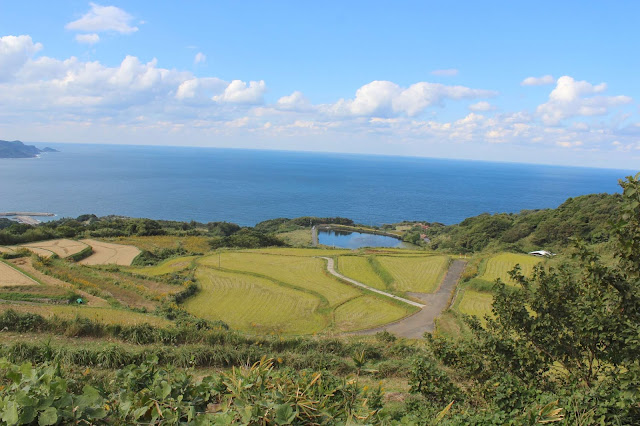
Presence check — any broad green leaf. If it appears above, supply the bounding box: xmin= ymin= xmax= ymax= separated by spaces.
xmin=38 ymin=407 xmax=58 ymax=426
xmin=19 ymin=406 xmax=37 ymax=424
xmin=275 ymin=404 xmax=296 ymax=425
xmin=2 ymin=401 xmax=19 ymax=425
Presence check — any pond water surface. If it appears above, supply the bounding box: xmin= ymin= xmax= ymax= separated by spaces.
xmin=317 ymin=229 xmax=414 ymax=249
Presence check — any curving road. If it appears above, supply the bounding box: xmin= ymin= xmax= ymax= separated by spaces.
xmin=319 ymin=257 xmax=425 ymax=308
xmin=322 ymin=256 xmax=467 ymax=339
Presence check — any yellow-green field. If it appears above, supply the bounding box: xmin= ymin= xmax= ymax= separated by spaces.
xmin=333 ymin=295 xmax=408 ymax=331
xmin=0 ymin=303 xmax=171 ymax=326
xmin=184 ymin=268 xmax=325 ymax=334
xmin=455 ymin=290 xmax=494 ymax=322
xmin=201 ymin=252 xmax=360 ymax=306
xmin=479 ymin=253 xmax=543 ymax=285
xmin=377 ymin=256 xmax=450 ymax=293
xmin=127 ymin=256 xmax=197 ymax=276
xmin=192 ymin=251 xmax=416 ymax=334
xmin=337 ymin=256 xmax=388 ymax=291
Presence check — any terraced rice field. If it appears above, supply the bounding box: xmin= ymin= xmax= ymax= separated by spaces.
xmin=377 ymin=256 xmax=450 ymax=293
xmin=201 ymin=252 xmax=360 ymax=307
xmin=128 ymin=256 xmax=197 ymax=276
xmin=337 ymin=256 xmax=387 ymax=291
xmin=20 ymin=239 xmax=89 ymax=258
xmin=0 ymin=261 xmax=37 ymax=286
xmin=184 ymin=268 xmax=325 ymax=334
xmin=455 ymin=289 xmax=494 ymax=323
xmin=333 ymin=295 xmax=409 ymax=331
xmin=479 ymin=253 xmax=543 ymax=285
xmin=79 ymin=239 xmax=141 ymax=266
xmin=0 ymin=246 xmax=15 ymax=254
xmin=0 ymin=303 xmax=171 ymax=326
xmin=195 ymin=251 xmax=416 ymax=333
xmin=7 ymin=246 xmax=54 ymax=257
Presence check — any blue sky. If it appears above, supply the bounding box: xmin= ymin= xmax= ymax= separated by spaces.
xmin=1 ymin=1 xmax=639 ymax=168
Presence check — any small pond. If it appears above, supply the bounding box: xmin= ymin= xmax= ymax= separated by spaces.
xmin=317 ymin=229 xmax=415 ymax=249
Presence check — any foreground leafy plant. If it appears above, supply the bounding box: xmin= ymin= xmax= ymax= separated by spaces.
xmin=0 ymin=356 xmax=382 ymax=425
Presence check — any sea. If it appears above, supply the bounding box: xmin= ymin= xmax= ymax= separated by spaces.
xmin=0 ymin=143 xmax=634 ymax=226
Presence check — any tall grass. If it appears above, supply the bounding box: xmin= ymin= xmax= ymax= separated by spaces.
xmin=367 ymin=256 xmax=395 ymax=290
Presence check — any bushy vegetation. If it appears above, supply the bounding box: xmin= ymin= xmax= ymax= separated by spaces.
xmin=208 ymin=228 xmax=286 ymax=249
xmin=255 ymin=216 xmax=354 ymax=233
xmin=0 ymin=215 xmax=244 ymax=246
xmin=424 ymin=193 xmax=619 ymax=253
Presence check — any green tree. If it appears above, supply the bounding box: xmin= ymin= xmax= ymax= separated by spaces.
xmin=449 ymin=174 xmax=640 ymax=423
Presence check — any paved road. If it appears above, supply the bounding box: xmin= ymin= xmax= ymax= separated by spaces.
xmin=320 ymin=257 xmax=425 ymax=308
xmin=352 ymin=259 xmax=467 ymax=338
xmin=311 ymin=226 xmax=318 ymax=246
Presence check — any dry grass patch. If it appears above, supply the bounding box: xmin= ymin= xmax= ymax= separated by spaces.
xmin=127 ymin=256 xmax=197 ymax=277
xmin=0 ymin=246 xmax=15 ymax=254
xmin=277 ymin=229 xmax=313 ymax=246
xmin=184 ymin=267 xmax=325 ymax=334
xmin=333 ymin=295 xmax=409 ymax=332
xmin=109 ymin=235 xmax=211 ymax=253
xmin=79 ymin=239 xmax=141 ymax=266
xmin=0 ymin=261 xmax=37 ymax=286
xmin=377 ymin=256 xmax=450 ymax=293
xmin=20 ymin=239 xmax=89 ymax=258
xmin=0 ymin=303 xmax=171 ymax=327
xmin=6 ymin=257 xmax=109 ymax=307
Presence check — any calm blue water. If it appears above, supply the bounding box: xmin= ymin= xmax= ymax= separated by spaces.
xmin=318 ymin=229 xmax=412 ymax=249
xmin=0 ymin=143 xmax=633 ymax=226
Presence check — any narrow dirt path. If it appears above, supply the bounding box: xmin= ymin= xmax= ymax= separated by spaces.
xmin=320 ymin=257 xmax=425 ymax=308
xmin=351 ymin=259 xmax=467 ymax=338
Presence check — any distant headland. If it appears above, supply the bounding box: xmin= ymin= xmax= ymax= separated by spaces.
xmin=0 ymin=140 xmax=59 ymax=158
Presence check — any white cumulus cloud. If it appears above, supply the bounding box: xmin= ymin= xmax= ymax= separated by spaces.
xmin=556 ymin=141 xmax=583 ymax=148
xmin=330 ymin=80 xmax=496 ymax=117
xmin=194 ymin=52 xmax=206 ymax=64
xmin=66 ymin=3 xmax=138 ymax=34
xmin=521 ymin=75 xmax=555 ymax=86
xmin=469 ymin=101 xmax=494 ymax=112
xmin=0 ymin=35 xmax=42 ymax=81
xmin=75 ymin=33 xmax=100 ymax=44
xmin=213 ymin=80 xmax=266 ymax=104
xmin=537 ymin=76 xmax=632 ymax=124
xmin=276 ymin=91 xmax=312 ymax=111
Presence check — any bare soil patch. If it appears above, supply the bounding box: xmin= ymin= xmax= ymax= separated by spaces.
xmin=0 ymin=261 xmax=37 ymax=286
xmin=21 ymin=239 xmax=89 ymax=258
xmin=79 ymin=239 xmax=141 ymax=266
